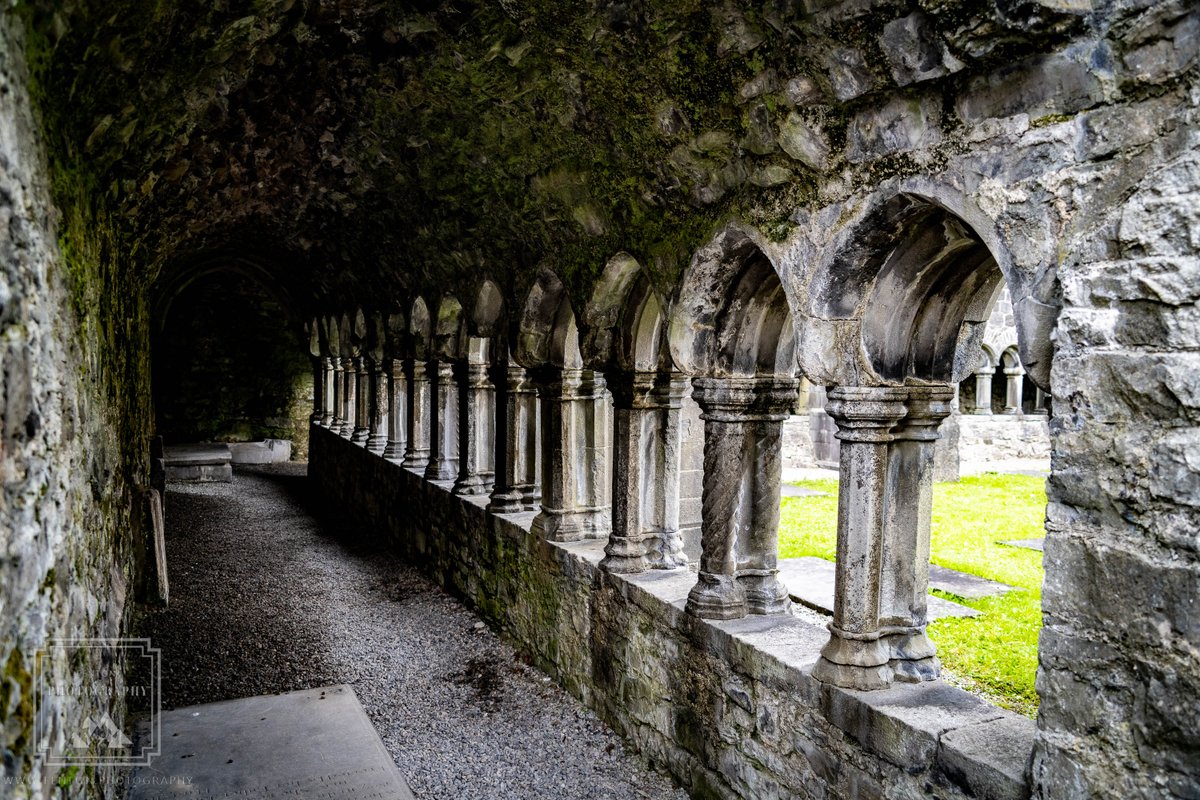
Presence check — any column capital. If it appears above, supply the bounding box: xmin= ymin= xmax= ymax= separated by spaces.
xmin=607 ymin=371 xmax=688 ymax=410
xmin=826 ymin=385 xmax=907 ymax=442
xmin=692 ymin=376 xmax=799 ymax=421
xmin=894 ymin=384 xmax=954 ymax=442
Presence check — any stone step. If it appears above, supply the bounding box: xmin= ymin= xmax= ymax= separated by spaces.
xmin=777 ymin=557 xmax=981 ymax=620
xmin=129 ymin=685 xmax=414 ymax=800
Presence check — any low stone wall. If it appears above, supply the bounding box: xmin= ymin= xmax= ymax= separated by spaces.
xmin=311 ymin=425 xmax=1034 ymax=800
xmin=957 ymin=415 xmax=1050 ymax=464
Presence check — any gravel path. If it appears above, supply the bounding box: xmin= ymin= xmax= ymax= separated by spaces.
xmin=139 ymin=464 xmax=686 ymax=800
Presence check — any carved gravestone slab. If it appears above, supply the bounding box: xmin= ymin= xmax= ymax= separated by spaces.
xmin=128 ymin=685 xmax=414 ymax=800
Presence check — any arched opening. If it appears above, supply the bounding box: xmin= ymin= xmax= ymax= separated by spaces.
xmin=152 ymin=262 xmax=310 ymax=459
xmin=518 ymin=270 xmax=612 ymax=542
xmin=585 ymin=255 xmax=697 ymax=573
xmin=803 ymin=193 xmax=1050 ymax=705
xmin=670 ymin=223 xmax=801 ymax=620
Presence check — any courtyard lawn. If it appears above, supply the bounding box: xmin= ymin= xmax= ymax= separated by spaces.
xmin=777 ymin=473 xmax=1046 ymax=717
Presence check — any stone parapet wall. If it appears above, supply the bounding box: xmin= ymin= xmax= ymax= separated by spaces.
xmin=311 ymin=425 xmax=1034 ymax=800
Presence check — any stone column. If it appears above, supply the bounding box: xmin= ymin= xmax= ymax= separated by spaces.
xmin=310 ymin=357 xmax=324 ymax=426
xmin=1004 ymin=366 xmax=1024 ymax=414
xmin=577 ymin=370 xmax=612 ymax=533
xmin=454 ymin=353 xmax=496 ymax=495
xmin=401 ymin=360 xmax=431 ymax=470
xmin=367 ymin=357 xmax=389 ymax=452
xmin=972 ymin=367 xmax=994 ymax=414
xmin=488 ymin=361 xmax=539 ymax=513
xmin=879 ymin=385 xmax=953 ymax=683
xmin=812 ymin=385 xmax=907 ymax=690
xmin=1033 ymin=385 xmax=1049 ymax=414
xmin=351 ymin=357 xmax=371 ymax=444
xmin=330 ymin=357 xmax=345 ymax=432
xmin=340 ymin=357 xmax=357 ymax=438
xmin=383 ymin=358 xmax=407 ymax=460
xmin=685 ymin=377 xmax=799 ymax=619
xmin=320 ymin=356 xmax=335 ymax=427
xmin=425 ymin=361 xmax=460 ymax=481
xmin=601 ymin=372 xmax=688 ymax=574
xmin=531 ymin=368 xmax=610 ymax=541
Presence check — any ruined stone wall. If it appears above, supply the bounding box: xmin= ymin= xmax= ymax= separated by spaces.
xmin=1034 ymin=107 xmax=1200 ymax=799
xmin=311 ymin=425 xmax=1034 ymax=800
xmin=0 ymin=12 xmax=151 ymax=799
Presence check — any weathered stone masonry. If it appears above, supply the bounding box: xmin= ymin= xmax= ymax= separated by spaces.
xmin=4 ymin=0 xmax=1199 ymax=798
xmin=311 ymin=426 xmax=1037 ymax=800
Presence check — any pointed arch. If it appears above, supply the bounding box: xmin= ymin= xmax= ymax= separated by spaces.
xmin=668 ymin=222 xmax=798 ymax=379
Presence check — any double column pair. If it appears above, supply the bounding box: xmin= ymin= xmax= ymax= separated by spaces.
xmin=529 ymin=368 xmax=610 ymax=542
xmin=685 ymin=377 xmax=799 ymax=619
xmin=812 ymin=384 xmax=953 ymax=690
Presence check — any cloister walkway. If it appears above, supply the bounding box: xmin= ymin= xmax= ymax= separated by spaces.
xmin=138 ymin=464 xmax=685 ymax=800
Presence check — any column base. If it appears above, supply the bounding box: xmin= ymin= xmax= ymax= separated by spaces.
xmin=653 ymin=532 xmax=688 ymax=570
xmin=531 ymin=508 xmax=609 ymax=542
xmin=739 ymin=570 xmax=792 ymax=615
xmin=812 ymin=627 xmax=894 ymax=690
xmin=425 ymin=458 xmax=459 ymax=481
xmin=520 ymin=489 xmax=541 ymax=512
xmin=486 ymin=491 xmax=526 ymax=514
xmin=351 ymin=427 xmax=371 ymax=444
xmin=685 ymin=572 xmax=747 ymax=620
xmin=453 ymin=474 xmax=494 ymax=496
xmin=401 ymin=449 xmax=430 ymax=471
xmin=600 ymin=535 xmax=652 ymax=574
xmin=367 ymin=434 xmax=387 ymax=452
xmin=382 ymin=442 xmax=405 ymax=460
xmin=319 ymin=415 xmax=334 ymax=427
xmin=886 ymin=629 xmax=940 ymax=683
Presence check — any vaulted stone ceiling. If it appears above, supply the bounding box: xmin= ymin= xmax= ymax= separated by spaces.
xmin=24 ymin=0 xmax=1088 ymax=310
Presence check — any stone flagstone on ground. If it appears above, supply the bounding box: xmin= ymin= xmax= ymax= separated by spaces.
xmin=777 ymin=557 xmax=1001 ymax=620
xmin=129 ymin=685 xmax=415 ymax=800
xmin=1001 ymin=538 xmax=1046 ymax=552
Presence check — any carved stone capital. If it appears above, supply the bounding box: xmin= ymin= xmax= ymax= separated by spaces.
xmin=825 ymin=385 xmax=907 ymax=442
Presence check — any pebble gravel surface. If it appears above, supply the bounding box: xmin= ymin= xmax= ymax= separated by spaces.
xmin=139 ymin=464 xmax=687 ymax=800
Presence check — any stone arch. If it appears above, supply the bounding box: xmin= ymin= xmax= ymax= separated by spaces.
xmin=433 ymin=294 xmax=465 ymax=360
xmin=583 ymin=253 xmax=671 ymax=373
xmin=471 ymin=279 xmax=506 ymax=339
xmin=980 ymin=343 xmax=997 ymax=371
xmin=800 ymin=184 xmax=1056 ymax=389
xmin=150 ymin=252 xmax=297 ymax=335
xmin=306 ymin=317 xmax=323 ymax=359
xmin=337 ymin=313 xmax=354 ymax=359
xmin=385 ymin=308 xmax=407 ymax=358
xmin=517 ymin=269 xmax=582 ymax=370
xmin=409 ymin=297 xmax=433 ymax=360
xmin=1001 ymin=346 xmax=1021 ymax=370
xmin=322 ymin=314 xmax=341 ymax=357
xmin=668 ymin=222 xmax=798 ymax=380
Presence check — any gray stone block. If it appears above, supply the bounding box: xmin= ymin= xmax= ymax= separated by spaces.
xmin=938 ymin=715 xmax=1035 ymax=800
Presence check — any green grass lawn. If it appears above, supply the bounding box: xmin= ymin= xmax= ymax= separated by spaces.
xmin=778 ymin=473 xmax=1046 ymax=717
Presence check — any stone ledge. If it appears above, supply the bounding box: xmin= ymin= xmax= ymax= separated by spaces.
xmin=309 ymin=425 xmax=1035 ymax=799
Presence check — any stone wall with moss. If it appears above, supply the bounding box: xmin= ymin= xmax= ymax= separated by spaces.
xmin=0 ymin=10 xmax=152 ymax=799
